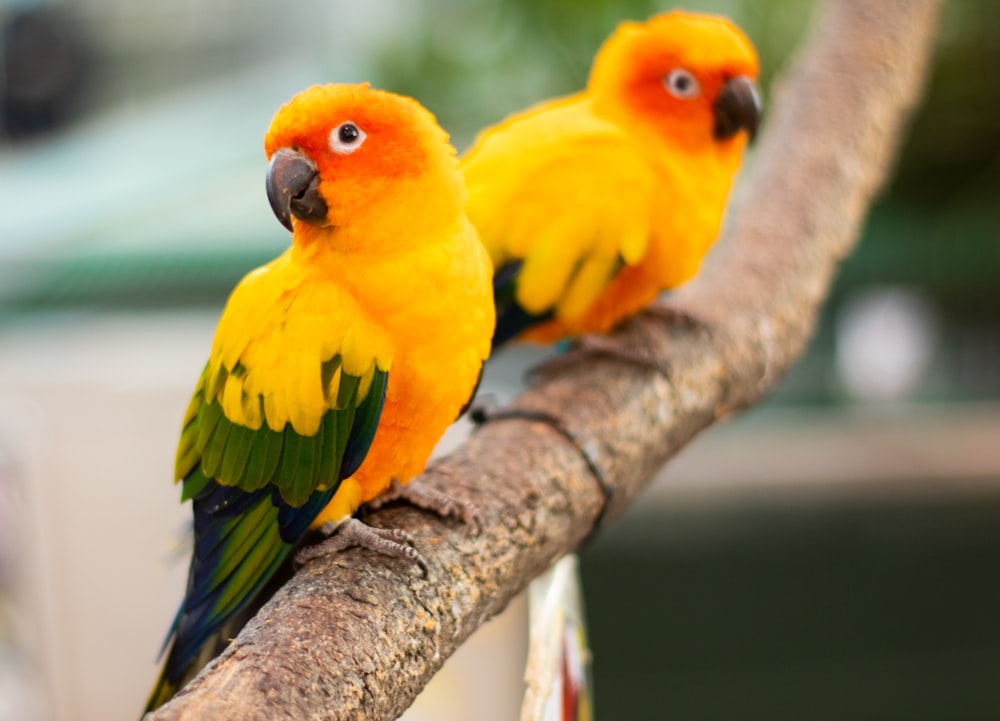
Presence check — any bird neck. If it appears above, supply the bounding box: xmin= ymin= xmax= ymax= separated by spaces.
xmin=289 ymin=211 xmax=464 ymax=267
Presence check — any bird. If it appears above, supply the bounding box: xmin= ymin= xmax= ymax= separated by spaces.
xmin=144 ymin=82 xmax=494 ymax=712
xmin=463 ymin=19 xmax=761 ymax=715
xmin=460 ymin=10 xmax=761 ymax=358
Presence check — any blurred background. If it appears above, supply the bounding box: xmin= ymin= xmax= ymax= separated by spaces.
xmin=0 ymin=0 xmax=998 ymax=720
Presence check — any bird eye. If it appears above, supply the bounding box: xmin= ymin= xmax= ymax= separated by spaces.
xmin=329 ymin=121 xmax=367 ymax=155
xmin=664 ymin=69 xmax=700 ymax=99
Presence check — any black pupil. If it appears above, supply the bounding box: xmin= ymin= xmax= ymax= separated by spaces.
xmin=339 ymin=123 xmax=359 ymax=143
xmin=674 ymin=74 xmax=691 ymax=91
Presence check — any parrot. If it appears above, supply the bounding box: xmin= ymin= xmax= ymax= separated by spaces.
xmin=144 ymin=83 xmax=494 ymax=713
xmin=463 ymin=15 xmax=761 ymax=717
xmin=460 ymin=10 xmax=762 ymax=354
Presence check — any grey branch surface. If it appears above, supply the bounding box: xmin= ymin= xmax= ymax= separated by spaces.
xmin=147 ymin=0 xmax=942 ymax=718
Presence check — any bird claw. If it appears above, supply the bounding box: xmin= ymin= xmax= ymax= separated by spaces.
xmin=295 ymin=517 xmax=429 ymax=575
xmin=366 ymin=479 xmax=483 ymax=536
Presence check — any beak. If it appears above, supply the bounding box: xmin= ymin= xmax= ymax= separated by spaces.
xmin=713 ymin=76 xmax=763 ymax=141
xmin=265 ymin=148 xmax=329 ymax=232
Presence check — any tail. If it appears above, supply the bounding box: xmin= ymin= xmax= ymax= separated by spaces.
xmin=142 ymin=477 xmax=333 ymax=715
xmin=142 ymin=610 xmax=240 ymax=714
xmin=492 ymin=260 xmax=553 ymax=351
xmin=144 ymin=667 xmax=180 ymax=715
xmin=142 ymin=557 xmax=297 ymax=715
xmin=143 ymin=613 xmax=263 ymax=714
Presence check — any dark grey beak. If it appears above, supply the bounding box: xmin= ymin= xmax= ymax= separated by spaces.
xmin=266 ymin=148 xmax=328 ymax=232
xmin=713 ymin=76 xmax=762 ymax=141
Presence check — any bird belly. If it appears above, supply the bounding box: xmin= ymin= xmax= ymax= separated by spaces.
xmin=308 ymin=252 xmax=491 ymax=526
xmin=308 ymin=345 xmax=481 ymax=528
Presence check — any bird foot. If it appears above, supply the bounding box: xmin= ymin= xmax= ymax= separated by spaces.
xmin=365 ymin=479 xmax=483 ymax=535
xmin=295 ymin=517 xmax=429 ymax=575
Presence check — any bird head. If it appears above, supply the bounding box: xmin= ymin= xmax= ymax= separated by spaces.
xmin=589 ymin=11 xmax=762 ymax=149
xmin=264 ymin=84 xmax=463 ymax=247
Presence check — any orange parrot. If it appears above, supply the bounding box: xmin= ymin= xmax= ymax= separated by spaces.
xmin=464 ymin=19 xmax=760 ymax=708
xmin=461 ymin=11 xmax=761 ymax=353
xmin=145 ymin=83 xmax=493 ymax=712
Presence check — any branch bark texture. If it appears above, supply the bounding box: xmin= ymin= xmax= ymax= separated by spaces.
xmin=148 ymin=1 xmax=942 ymax=718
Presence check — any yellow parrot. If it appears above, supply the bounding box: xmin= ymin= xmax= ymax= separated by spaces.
xmin=145 ymin=83 xmax=494 ymax=712
xmin=461 ymin=11 xmax=761 ymax=351
xmin=464 ymin=16 xmax=761 ymax=716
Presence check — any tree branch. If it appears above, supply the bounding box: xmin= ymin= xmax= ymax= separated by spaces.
xmin=147 ymin=1 xmax=943 ymax=718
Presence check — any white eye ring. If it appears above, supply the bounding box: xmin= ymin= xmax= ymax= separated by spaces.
xmin=329 ymin=121 xmax=367 ymax=155
xmin=664 ymin=69 xmax=700 ymax=99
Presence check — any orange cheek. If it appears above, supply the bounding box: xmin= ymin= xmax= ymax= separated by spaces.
xmin=624 ymin=80 xmax=688 ymax=121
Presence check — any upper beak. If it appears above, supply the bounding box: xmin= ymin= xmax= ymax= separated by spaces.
xmin=265 ymin=148 xmax=329 ymax=232
xmin=713 ymin=76 xmax=763 ymax=141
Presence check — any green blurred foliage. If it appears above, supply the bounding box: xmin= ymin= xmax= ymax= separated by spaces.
xmin=892 ymin=0 xmax=1000 ymax=203
xmin=849 ymin=0 xmax=1000 ymax=310
xmin=374 ymin=0 xmax=814 ymax=148
xmin=377 ymin=0 xmax=1000 ymax=403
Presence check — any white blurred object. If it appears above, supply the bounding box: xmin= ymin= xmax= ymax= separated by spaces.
xmin=835 ymin=287 xmax=938 ymax=401
xmin=521 ymin=554 xmax=593 ymax=721
xmin=0 ymin=648 xmax=48 ymax=721
xmin=0 ymin=458 xmax=14 ymax=587
xmin=0 ymin=434 xmax=50 ymax=721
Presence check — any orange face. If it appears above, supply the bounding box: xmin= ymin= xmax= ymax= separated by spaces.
xmin=589 ymin=11 xmax=761 ymax=146
xmin=264 ymin=84 xmax=459 ymax=235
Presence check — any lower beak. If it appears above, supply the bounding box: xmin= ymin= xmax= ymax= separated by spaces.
xmin=713 ymin=76 xmax=763 ymax=141
xmin=266 ymin=148 xmax=329 ymax=232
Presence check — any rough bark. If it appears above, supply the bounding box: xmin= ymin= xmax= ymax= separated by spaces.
xmin=147 ymin=0 xmax=943 ymax=718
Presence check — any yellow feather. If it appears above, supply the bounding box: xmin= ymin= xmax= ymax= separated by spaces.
xmin=338 ymin=322 xmax=369 ymax=378
xmin=290 ymin=350 xmax=324 ymax=436
xmin=356 ymin=366 xmax=375 ymax=403
xmin=558 ymin=256 xmax=619 ymax=322
xmin=323 ymin=364 xmax=342 ymax=406
xmin=262 ymin=389 xmax=284 ymax=432
xmin=220 ymin=373 xmax=246 ymax=428
xmin=515 ymin=214 xmax=595 ymax=315
xmin=242 ymin=390 xmax=263 ymax=430
xmin=311 ymin=477 xmax=364 ymax=527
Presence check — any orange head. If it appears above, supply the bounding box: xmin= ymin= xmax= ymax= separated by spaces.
xmin=264 ymin=83 xmax=463 ymax=249
xmin=589 ymin=11 xmax=761 ymax=149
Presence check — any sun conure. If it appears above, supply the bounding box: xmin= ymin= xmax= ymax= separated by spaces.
xmin=461 ymin=11 xmax=761 ymax=350
xmin=145 ymin=83 xmax=494 ymax=713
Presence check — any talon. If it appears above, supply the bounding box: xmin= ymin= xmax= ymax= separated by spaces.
xmin=366 ymin=479 xmax=482 ymax=535
xmin=295 ymin=517 xmax=429 ymax=575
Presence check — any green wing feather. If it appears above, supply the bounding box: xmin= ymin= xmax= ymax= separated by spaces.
xmin=148 ymin=355 xmax=388 ymax=713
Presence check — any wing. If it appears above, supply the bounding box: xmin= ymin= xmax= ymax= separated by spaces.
xmin=462 ymin=98 xmax=656 ymax=346
xmin=148 ymin=257 xmax=392 ymax=709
